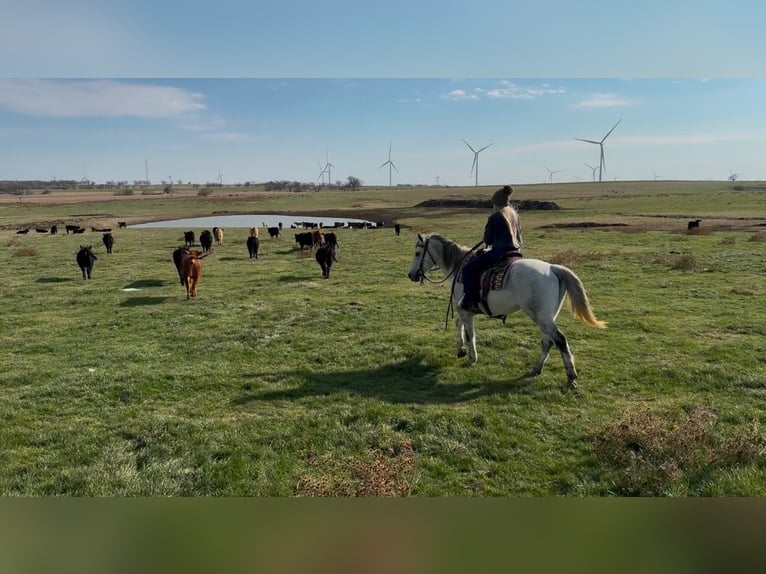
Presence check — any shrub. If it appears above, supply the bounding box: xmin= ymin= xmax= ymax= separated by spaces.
xmin=670 ymin=253 xmax=696 ymax=271
xmin=198 ymin=187 xmax=214 ymax=197
xmin=113 ymin=188 xmax=134 ymax=196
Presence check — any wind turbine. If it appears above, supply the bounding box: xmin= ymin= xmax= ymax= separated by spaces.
xmin=317 ymin=160 xmax=327 ymax=185
xmin=728 ymin=170 xmax=739 ymax=182
xmin=463 ymin=139 xmax=493 ymax=187
xmin=322 ymin=152 xmax=334 ymax=185
xmin=575 ymin=119 xmax=622 ymax=183
xmin=585 ymin=163 xmax=599 ymax=182
xmin=216 ymin=169 xmax=223 ymax=185
xmin=545 ymin=166 xmax=563 ymax=183
xmin=378 ymin=142 xmax=399 ymax=187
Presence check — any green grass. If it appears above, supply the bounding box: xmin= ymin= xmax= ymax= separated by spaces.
xmin=2 ymin=182 xmax=766 ymax=496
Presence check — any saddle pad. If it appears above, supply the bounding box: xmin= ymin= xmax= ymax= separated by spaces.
xmin=481 ymin=254 xmax=522 ymax=295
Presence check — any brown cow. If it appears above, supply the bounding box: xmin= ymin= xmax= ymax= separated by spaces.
xmin=213 ymin=226 xmax=224 ymax=245
xmin=181 ymin=250 xmax=203 ymax=300
xmin=311 ymin=229 xmax=324 ymax=249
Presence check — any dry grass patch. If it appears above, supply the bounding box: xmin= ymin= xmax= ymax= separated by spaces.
xmin=590 ymin=406 xmax=766 ymax=496
xmin=670 ymin=253 xmax=697 ymax=271
xmin=747 ymin=231 xmax=766 ymax=243
xmin=297 ymin=441 xmax=418 ymax=497
xmin=14 ymin=246 xmax=39 ymax=257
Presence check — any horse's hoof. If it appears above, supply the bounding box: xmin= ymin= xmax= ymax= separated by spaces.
xmin=457 ymin=349 xmax=467 ymax=358
xmin=528 ymin=368 xmax=542 ymax=377
xmin=465 ymin=358 xmax=477 ymax=367
xmin=567 ymin=379 xmax=579 ymax=392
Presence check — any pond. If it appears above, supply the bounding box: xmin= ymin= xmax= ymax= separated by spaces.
xmin=130 ymin=214 xmax=378 ymax=229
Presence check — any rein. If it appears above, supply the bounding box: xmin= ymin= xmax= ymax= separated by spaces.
xmin=416 ymin=236 xmax=483 ymax=329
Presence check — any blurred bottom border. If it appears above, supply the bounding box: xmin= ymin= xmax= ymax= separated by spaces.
xmin=0 ymin=497 xmax=764 ymax=574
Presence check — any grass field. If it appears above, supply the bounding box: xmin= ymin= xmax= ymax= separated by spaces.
xmin=2 ymin=181 xmax=766 ymax=496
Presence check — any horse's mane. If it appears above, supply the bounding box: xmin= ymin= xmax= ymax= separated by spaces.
xmin=427 ymin=233 xmax=470 ymax=270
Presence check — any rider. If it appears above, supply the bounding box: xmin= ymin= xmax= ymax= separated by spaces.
xmin=459 ymin=185 xmax=523 ymax=313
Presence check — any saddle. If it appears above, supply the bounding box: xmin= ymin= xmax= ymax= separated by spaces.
xmin=460 ymin=251 xmax=522 ymax=317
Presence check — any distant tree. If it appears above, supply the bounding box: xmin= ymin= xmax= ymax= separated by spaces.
xmin=346 ymin=176 xmax=362 ymax=190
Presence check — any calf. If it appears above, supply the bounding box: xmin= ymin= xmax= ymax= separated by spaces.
xmin=102 ymin=232 xmax=114 ymax=254
xmin=315 ymin=244 xmax=337 ymax=278
xmin=76 ymin=245 xmax=97 ymax=280
xmin=199 ymin=230 xmax=213 ymax=253
xmin=246 ymin=235 xmax=260 ymax=259
xmin=312 ymin=229 xmax=325 ymax=249
xmin=181 ymin=250 xmax=203 ymax=300
xmin=394 ymin=223 xmax=401 ymax=236
xmin=267 ymin=226 xmax=280 ymax=239
xmin=213 ymin=226 xmax=224 ymax=245
xmin=50 ymin=225 xmax=58 ymax=235
xmin=118 ymin=221 xmax=127 ymax=229
xmin=687 ymin=219 xmax=702 ymax=231
xmin=294 ymin=231 xmax=313 ymax=250
xmin=184 ymin=230 xmax=195 ymax=247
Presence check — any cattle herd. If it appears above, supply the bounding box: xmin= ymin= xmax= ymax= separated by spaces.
xmin=15 ymin=219 xmax=398 ymax=299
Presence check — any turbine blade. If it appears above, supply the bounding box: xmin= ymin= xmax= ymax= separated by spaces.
xmin=478 ymin=143 xmax=493 ymax=153
xmin=391 ymin=162 xmax=399 ymax=173
xmin=601 ymin=118 xmax=622 ymax=142
xmin=462 ymin=139 xmax=477 ymax=153
xmin=378 ymin=161 xmax=388 ymax=169
xmin=575 ymin=138 xmax=600 ymax=145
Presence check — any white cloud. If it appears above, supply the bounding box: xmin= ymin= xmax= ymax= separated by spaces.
xmin=0 ymin=79 xmax=206 ymax=118
xmin=443 ymin=81 xmax=567 ymax=101
xmin=575 ymin=93 xmax=632 ymax=108
xmin=442 ymin=89 xmax=479 ymax=101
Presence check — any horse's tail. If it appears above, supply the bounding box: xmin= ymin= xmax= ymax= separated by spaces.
xmin=551 ymin=265 xmax=606 ymax=329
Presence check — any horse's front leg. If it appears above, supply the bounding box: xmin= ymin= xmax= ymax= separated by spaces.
xmin=459 ymin=310 xmax=478 ymax=365
xmin=455 ymin=313 xmax=467 ymax=358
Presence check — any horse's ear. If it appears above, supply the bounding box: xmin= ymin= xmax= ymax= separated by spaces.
xmin=417 ymin=233 xmax=423 ymax=241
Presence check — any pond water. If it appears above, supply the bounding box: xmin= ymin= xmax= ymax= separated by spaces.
xmin=131 ymin=214 xmax=377 ymax=229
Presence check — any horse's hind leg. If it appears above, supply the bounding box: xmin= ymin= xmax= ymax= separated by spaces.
xmin=533 ymin=324 xmax=578 ymax=390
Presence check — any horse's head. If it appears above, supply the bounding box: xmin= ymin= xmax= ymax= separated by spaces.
xmin=408 ymin=234 xmax=438 ymax=283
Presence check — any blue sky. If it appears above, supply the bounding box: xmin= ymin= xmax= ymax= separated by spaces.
xmin=2 ymin=1 xmax=765 ymax=186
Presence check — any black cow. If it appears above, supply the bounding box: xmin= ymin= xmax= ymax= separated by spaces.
xmin=35 ymin=228 xmax=48 ymax=234
xmin=199 ymin=230 xmax=213 ymax=253
xmin=184 ymin=230 xmax=195 ymax=247
xmin=76 ymin=245 xmax=97 ymax=280
xmin=118 ymin=221 xmax=127 ymax=229
xmin=246 ymin=235 xmax=260 ymax=259
xmin=102 ymin=232 xmax=114 ymax=254
xmin=50 ymin=225 xmax=58 ymax=235
xmin=72 ymin=227 xmax=85 ymax=234
xmin=172 ymin=246 xmax=189 ymax=285
xmin=324 ymin=232 xmax=338 ymax=249
xmin=687 ymin=219 xmax=702 ymax=231
xmin=294 ymin=231 xmax=313 ymax=250
xmin=16 ymin=229 xmax=29 ymax=234
xmin=315 ymin=244 xmax=337 ymax=278
xmin=394 ymin=223 xmax=401 ymax=236
xmin=267 ymin=226 xmax=280 ymax=239
xmin=65 ymin=224 xmax=79 ymax=234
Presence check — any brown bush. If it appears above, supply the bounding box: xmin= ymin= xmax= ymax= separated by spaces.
xmin=670 ymin=253 xmax=697 ymax=271
xmin=589 ymin=406 xmax=766 ymax=496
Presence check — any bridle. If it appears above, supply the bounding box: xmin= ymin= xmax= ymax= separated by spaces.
xmin=414 ymin=235 xmax=485 ymax=329
xmin=414 ymin=236 xmax=454 ymax=285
